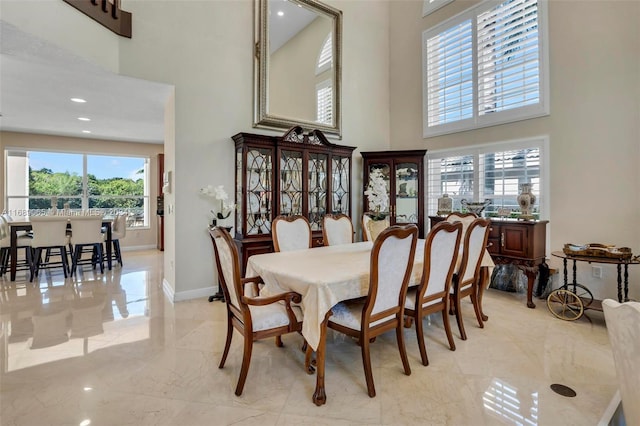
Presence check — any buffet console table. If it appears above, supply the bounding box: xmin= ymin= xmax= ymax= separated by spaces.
xmin=430 ymin=216 xmax=549 ymax=309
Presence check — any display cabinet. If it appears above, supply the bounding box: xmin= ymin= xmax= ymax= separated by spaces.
xmin=232 ymin=127 xmax=355 ymax=272
xmin=361 ymin=150 xmax=427 ymax=238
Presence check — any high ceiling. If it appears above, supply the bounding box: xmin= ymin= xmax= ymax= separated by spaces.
xmin=0 ymin=20 xmax=173 ymax=144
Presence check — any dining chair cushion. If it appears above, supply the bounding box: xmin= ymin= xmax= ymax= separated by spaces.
xmin=451 ymin=219 xmax=490 ymax=293
xmin=330 ymin=301 xmax=393 ymax=330
xmin=248 ymin=303 xmax=303 ymax=332
xmin=213 ymin=231 xmax=241 ymax=309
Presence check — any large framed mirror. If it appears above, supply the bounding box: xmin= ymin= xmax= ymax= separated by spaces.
xmin=254 ymin=0 xmax=342 ymax=137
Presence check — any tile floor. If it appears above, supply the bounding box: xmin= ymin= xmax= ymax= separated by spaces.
xmin=0 ymin=250 xmax=620 ymax=425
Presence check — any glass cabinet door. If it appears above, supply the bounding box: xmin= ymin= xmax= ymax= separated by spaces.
xmin=280 ymin=150 xmax=303 ymax=216
xmin=365 ymin=162 xmax=391 ymax=215
xmin=245 ymin=147 xmax=273 ymax=235
xmin=394 ymin=161 xmax=419 ymax=224
xmin=308 ymin=152 xmax=328 ymax=231
xmin=332 ymin=155 xmax=350 ymax=215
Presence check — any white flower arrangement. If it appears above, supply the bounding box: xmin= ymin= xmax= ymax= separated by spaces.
xmin=363 ymin=169 xmax=389 ymax=218
xmin=200 ymin=184 xmax=236 ymax=219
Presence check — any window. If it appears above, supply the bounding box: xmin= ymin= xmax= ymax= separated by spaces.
xmin=316 ymin=33 xmax=332 ymax=75
xmin=427 ymin=136 xmax=548 ymax=219
xmin=316 ymin=79 xmax=333 ymax=125
xmin=423 ymin=0 xmax=549 ymax=137
xmin=5 ymin=150 xmax=150 ymax=228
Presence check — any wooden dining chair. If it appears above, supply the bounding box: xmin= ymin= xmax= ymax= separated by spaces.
xmin=322 ymin=213 xmax=353 ymax=246
xmin=327 ymin=224 xmax=418 ymax=397
xmin=209 ymin=227 xmax=303 ymax=396
xmin=405 ymin=221 xmax=462 ymax=366
xmin=272 ymin=215 xmax=312 ymax=252
xmin=450 ymin=218 xmax=491 ymax=340
xmin=362 ymin=214 xmax=390 ymax=242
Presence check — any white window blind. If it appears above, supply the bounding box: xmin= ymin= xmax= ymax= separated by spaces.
xmin=423 ymin=0 xmax=548 ymax=137
xmin=316 ymin=33 xmax=332 ymax=75
xmin=477 ymin=0 xmax=540 ymax=115
xmin=425 ymin=20 xmax=474 ymax=127
xmin=427 ymin=137 xmax=548 ymax=219
xmin=316 ymin=79 xmax=332 ymax=125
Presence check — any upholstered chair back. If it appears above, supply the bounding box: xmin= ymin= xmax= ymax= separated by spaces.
xmin=368 ymin=224 xmax=418 ymax=319
xmin=210 ymin=227 xmax=242 ymax=311
xmin=30 ymin=216 xmax=70 ymax=247
xmin=112 ymin=213 xmax=128 ymax=240
xmin=456 ymin=218 xmax=491 ymax=289
xmin=602 ymin=299 xmax=640 ymax=426
xmin=423 ymin=221 xmax=462 ymax=300
xmin=322 ymin=214 xmax=353 ymax=246
xmin=445 ymin=212 xmax=478 ymax=239
xmin=272 ymin=215 xmax=312 ymax=252
xmin=69 ymin=216 xmax=105 ymax=245
xmin=362 ymin=214 xmax=390 ymax=242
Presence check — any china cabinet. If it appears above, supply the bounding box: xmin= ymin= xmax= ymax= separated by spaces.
xmin=361 ymin=150 xmax=427 ymax=238
xmin=232 ymin=127 xmax=354 ymax=272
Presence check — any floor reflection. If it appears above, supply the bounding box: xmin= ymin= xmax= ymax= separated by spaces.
xmin=1 ymin=264 xmax=152 ymax=373
xmin=484 ymin=378 xmax=538 ymax=426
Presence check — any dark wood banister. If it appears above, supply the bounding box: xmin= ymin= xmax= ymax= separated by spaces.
xmin=63 ymin=0 xmax=132 ymax=38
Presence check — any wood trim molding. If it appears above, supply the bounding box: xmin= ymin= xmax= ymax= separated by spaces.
xmin=63 ymin=0 xmax=132 ymax=38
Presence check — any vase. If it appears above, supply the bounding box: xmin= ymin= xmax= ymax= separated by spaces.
xmin=517 ymin=183 xmax=536 ymax=220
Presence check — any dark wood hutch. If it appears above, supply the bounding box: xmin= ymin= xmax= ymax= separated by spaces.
xmin=361 ymin=150 xmax=427 ymax=238
xmin=232 ymin=127 xmax=355 ymax=273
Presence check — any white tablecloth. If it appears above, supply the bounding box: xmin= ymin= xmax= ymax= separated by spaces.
xmin=246 ymin=240 xmax=493 ymax=351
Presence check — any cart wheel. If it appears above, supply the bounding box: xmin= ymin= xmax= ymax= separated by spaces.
xmin=566 ymin=283 xmax=594 ymax=309
xmin=547 ymin=289 xmax=584 ymax=321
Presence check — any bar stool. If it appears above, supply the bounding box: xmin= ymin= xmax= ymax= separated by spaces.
xmin=29 ymin=216 xmax=71 ymax=282
xmin=69 ymin=216 xmax=105 ymax=276
xmin=0 ymin=215 xmax=33 ymax=277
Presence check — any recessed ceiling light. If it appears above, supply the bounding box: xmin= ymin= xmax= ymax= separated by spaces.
xmin=78 ymin=117 xmax=91 ymax=121
xmin=71 ymin=98 xmax=86 ymax=103
xmin=82 ymin=130 xmax=92 ymax=134
xmin=277 ymin=10 xmax=284 ymax=16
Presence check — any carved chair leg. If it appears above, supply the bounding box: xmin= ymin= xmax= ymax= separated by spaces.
xmin=470 ymin=289 xmax=484 ymax=329
xmin=361 ymin=337 xmax=376 ymax=398
xmin=275 ymin=335 xmax=283 ymax=347
xmin=454 ymin=292 xmax=467 ymax=340
xmin=415 ymin=314 xmax=429 ymax=366
xmin=235 ymin=337 xmax=253 ymax=396
xmin=219 ymin=316 xmax=234 ymax=368
xmin=441 ymin=307 xmax=456 ymax=351
xmin=396 ymin=324 xmax=411 ymax=376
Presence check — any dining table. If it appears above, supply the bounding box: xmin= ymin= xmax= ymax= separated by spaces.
xmin=245 ymin=240 xmax=494 ymax=405
xmin=7 ymin=217 xmax=114 ymax=281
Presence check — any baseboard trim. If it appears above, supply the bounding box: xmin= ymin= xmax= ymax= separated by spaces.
xmin=121 ymin=245 xmax=157 ymax=252
xmin=162 ymin=278 xmax=216 ymax=303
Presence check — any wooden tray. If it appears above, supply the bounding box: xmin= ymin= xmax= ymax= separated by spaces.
xmin=563 ymin=243 xmax=633 ymax=260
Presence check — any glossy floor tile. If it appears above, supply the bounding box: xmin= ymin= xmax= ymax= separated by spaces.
xmin=1 ymin=251 xmax=620 ymax=425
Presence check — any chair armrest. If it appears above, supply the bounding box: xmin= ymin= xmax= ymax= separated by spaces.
xmin=243 ymin=291 xmax=302 ymax=327
xmin=241 ymin=276 xmax=263 ymax=296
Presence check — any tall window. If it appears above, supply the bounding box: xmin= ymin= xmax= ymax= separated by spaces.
xmin=423 ymin=0 xmax=548 ymax=137
xmin=427 ymin=137 xmax=548 ymax=219
xmin=5 ymin=150 xmax=150 ymax=228
xmin=316 ymin=79 xmax=333 ymax=125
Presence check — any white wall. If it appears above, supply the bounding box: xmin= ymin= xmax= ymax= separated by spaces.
xmin=389 ymin=0 xmax=640 ymax=301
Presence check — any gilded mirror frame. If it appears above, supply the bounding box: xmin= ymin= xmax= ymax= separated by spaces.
xmin=254 ymin=0 xmax=342 ymax=138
